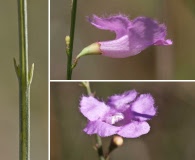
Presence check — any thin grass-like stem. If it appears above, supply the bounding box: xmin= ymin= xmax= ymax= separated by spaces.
xmin=66 ymin=0 xmax=77 ymax=80
xmin=16 ymin=0 xmax=34 ymax=159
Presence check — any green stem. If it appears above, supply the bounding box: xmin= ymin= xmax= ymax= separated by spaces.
xmin=66 ymin=0 xmax=77 ymax=80
xmin=82 ymin=82 xmax=105 ymax=160
xmin=16 ymin=0 xmax=34 ymax=159
xmin=96 ymin=135 xmax=105 ymax=160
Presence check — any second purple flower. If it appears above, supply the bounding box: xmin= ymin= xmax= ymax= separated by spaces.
xmin=80 ymin=90 xmax=157 ymax=138
xmin=77 ymin=14 xmax=172 ymax=59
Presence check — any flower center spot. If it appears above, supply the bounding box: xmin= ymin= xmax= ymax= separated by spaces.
xmin=105 ymin=113 xmax=124 ymax=125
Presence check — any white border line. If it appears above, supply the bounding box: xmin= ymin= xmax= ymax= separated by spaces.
xmin=48 ymin=0 xmax=50 ymax=159
xmin=50 ymin=80 xmax=195 ymax=82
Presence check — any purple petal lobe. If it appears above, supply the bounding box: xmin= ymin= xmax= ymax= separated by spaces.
xmin=107 ymin=90 xmax=138 ymax=112
xmin=84 ymin=120 xmax=120 ymax=137
xmin=118 ymin=121 xmax=150 ymax=138
xmin=154 ymin=39 xmax=173 ymax=45
xmin=131 ymin=94 xmax=156 ymax=121
xmin=88 ymin=14 xmax=130 ymax=38
xmin=99 ymin=16 xmax=172 ymax=58
xmin=80 ymin=96 xmax=109 ymax=121
xmin=127 ymin=17 xmax=170 ymax=54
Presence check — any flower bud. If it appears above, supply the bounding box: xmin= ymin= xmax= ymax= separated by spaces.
xmin=113 ymin=136 xmax=123 ymax=146
xmin=108 ymin=136 xmax=124 ymax=155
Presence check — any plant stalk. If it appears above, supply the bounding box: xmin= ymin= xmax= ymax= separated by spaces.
xmin=66 ymin=0 xmax=77 ymax=80
xmin=16 ymin=0 xmax=33 ymax=159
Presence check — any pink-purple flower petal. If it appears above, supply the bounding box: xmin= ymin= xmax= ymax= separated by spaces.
xmin=154 ymin=39 xmax=172 ymax=45
xmin=107 ymin=90 xmax=138 ymax=112
xmin=131 ymin=94 xmax=156 ymax=121
xmin=118 ymin=121 xmax=150 ymax=138
xmin=84 ymin=120 xmax=120 ymax=137
xmin=88 ymin=14 xmax=130 ymax=38
xmin=80 ymin=96 xmax=109 ymax=121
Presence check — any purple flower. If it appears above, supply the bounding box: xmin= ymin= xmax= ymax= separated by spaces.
xmin=76 ymin=14 xmax=172 ymax=59
xmin=80 ymin=90 xmax=157 ymax=138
